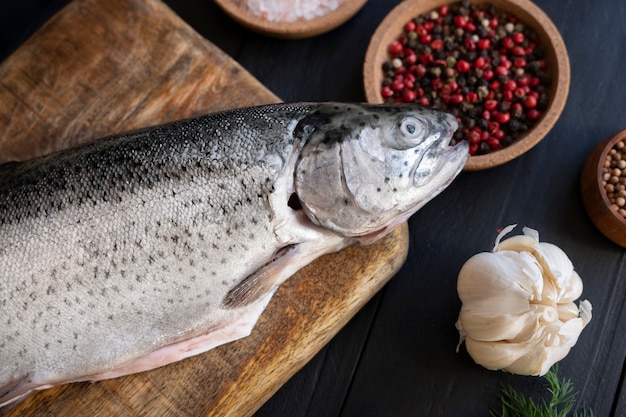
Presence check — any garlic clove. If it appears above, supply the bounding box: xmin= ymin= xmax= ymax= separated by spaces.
xmin=496 ymin=234 xmax=538 ymax=253
xmin=457 ymin=252 xmax=543 ymax=305
xmin=459 ymin=308 xmax=536 ymax=341
xmin=557 ymin=301 xmax=581 ymax=321
xmin=557 ymin=270 xmax=584 ymax=303
xmin=465 ymin=337 xmax=535 ymax=370
xmin=535 ymin=242 xmax=575 ymax=291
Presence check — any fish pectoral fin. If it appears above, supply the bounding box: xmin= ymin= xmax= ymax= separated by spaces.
xmin=222 ymin=231 xmax=353 ymax=310
xmin=0 ymin=374 xmax=35 ymax=410
xmin=222 ymin=245 xmax=297 ymax=309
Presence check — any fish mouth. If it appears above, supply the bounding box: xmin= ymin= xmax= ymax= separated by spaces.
xmin=412 ymin=125 xmax=468 ymax=187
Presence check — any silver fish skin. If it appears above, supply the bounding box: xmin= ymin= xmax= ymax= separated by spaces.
xmin=0 ymin=102 xmax=467 ymax=408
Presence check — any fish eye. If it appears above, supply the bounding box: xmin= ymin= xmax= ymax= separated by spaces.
xmin=399 ymin=116 xmax=426 ymax=144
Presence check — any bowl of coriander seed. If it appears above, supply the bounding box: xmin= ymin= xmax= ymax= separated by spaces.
xmin=581 ymin=129 xmax=626 ymax=249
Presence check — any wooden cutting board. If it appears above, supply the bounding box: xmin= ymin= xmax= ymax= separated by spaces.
xmin=0 ymin=0 xmax=408 ymax=415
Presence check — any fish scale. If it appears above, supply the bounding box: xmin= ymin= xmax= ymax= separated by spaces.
xmin=0 ymin=102 xmax=467 ymax=409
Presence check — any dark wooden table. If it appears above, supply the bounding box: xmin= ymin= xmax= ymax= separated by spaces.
xmin=1 ymin=1 xmax=624 ymax=416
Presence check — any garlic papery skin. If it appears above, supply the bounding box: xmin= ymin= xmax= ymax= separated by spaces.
xmin=456 ymin=225 xmax=592 ymax=376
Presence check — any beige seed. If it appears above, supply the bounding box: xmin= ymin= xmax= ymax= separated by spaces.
xmin=618 ymin=197 xmax=626 ymax=207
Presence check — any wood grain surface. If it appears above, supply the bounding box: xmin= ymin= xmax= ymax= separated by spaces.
xmin=0 ymin=0 xmax=408 ymax=415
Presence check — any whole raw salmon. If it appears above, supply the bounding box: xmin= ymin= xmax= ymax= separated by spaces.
xmin=0 ymin=102 xmax=467 ymax=408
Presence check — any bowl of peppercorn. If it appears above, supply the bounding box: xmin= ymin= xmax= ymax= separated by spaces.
xmin=363 ymin=0 xmax=570 ymax=170
xmin=581 ymin=129 xmax=626 ymax=249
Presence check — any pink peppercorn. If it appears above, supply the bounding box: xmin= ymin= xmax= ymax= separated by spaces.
xmin=388 ymin=41 xmax=403 ymax=55
xmin=477 ymin=38 xmax=491 ymax=50
xmin=456 ymin=59 xmax=471 ymax=73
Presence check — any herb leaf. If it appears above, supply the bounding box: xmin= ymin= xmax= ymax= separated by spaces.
xmin=490 ymin=365 xmax=594 ymax=417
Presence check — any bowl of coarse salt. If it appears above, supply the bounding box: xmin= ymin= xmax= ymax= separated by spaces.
xmin=215 ymin=0 xmax=367 ymax=38
xmin=581 ymin=129 xmax=626 ymax=249
xmin=363 ymin=0 xmax=570 ymax=170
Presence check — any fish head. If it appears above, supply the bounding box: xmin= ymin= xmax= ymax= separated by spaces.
xmin=294 ymin=103 xmax=468 ymax=243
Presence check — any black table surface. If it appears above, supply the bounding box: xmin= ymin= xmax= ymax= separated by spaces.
xmin=1 ymin=1 xmax=625 ymax=416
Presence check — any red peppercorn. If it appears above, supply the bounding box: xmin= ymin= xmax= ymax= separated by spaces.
xmin=454 ymin=15 xmax=468 ymax=28
xmin=503 ymin=90 xmax=513 ymax=102
xmin=503 ymin=79 xmax=517 ymax=91
xmin=391 ymin=79 xmax=404 ymax=91
xmin=511 ymin=46 xmax=526 ymax=56
xmin=388 ymin=41 xmax=403 ymax=55
xmin=405 ymin=53 xmax=417 ymax=65
xmin=405 ymin=21 xmax=416 ymax=32
xmin=512 ymin=32 xmax=525 ymax=43
xmin=517 ymin=74 xmax=530 ymax=87
xmin=474 ymin=56 xmax=487 ymax=69
xmin=482 ymin=69 xmax=494 ymax=80
xmin=465 ymin=22 xmax=476 ymax=32
xmin=424 ymin=21 xmax=435 ymax=32
xmin=496 ymin=112 xmax=511 ymax=124
xmin=420 ymin=34 xmax=432 ymax=44
xmin=495 ymin=66 xmax=508 ymax=76
xmin=526 ymin=109 xmax=541 ymax=121
xmin=464 ymin=38 xmax=476 ymax=51
xmin=418 ymin=97 xmax=430 ymax=107
xmin=502 ymin=37 xmax=515 ymax=49
xmin=524 ymin=95 xmax=537 ymax=108
xmin=415 ymin=64 xmax=427 ymax=77
xmin=431 ymin=39 xmax=444 ymax=50
xmin=456 ymin=59 xmax=471 ymax=73
xmin=450 ymin=93 xmax=464 ymax=105
xmin=489 ymin=81 xmax=501 ymax=91
xmin=489 ymin=17 xmax=499 ymax=28
xmin=468 ymin=128 xmax=481 ymax=144
xmin=438 ymin=5 xmax=449 ymax=16
xmin=403 ymin=90 xmax=417 ymax=102
xmin=420 ymin=54 xmax=434 ymax=65
xmin=488 ymin=138 xmax=501 ymax=150
xmin=482 ymin=110 xmax=491 ymax=121
xmin=381 ymin=86 xmax=394 ymax=98
xmin=477 ymin=38 xmax=491 ymax=50
xmin=484 ymin=99 xmax=498 ymax=111
xmin=465 ymin=91 xmax=478 ymax=103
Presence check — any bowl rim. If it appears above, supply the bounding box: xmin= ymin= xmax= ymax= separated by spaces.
xmin=363 ymin=0 xmax=570 ymax=170
xmin=593 ymin=130 xmax=626 ymax=227
xmin=214 ymin=0 xmax=368 ymax=39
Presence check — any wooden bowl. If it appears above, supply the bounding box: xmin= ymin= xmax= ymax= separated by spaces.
xmin=363 ymin=0 xmax=570 ymax=170
xmin=581 ymin=129 xmax=626 ymax=248
xmin=214 ymin=0 xmax=367 ymax=39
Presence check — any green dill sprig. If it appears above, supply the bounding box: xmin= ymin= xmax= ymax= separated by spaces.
xmin=490 ymin=365 xmax=594 ymax=417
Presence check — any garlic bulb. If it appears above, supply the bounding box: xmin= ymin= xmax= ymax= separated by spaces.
xmin=455 ymin=225 xmax=592 ymax=376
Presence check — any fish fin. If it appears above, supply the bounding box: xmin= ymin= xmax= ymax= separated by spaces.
xmin=0 ymin=374 xmax=36 ymax=410
xmin=222 ymin=245 xmax=297 ymax=309
xmin=222 ymin=229 xmax=353 ymax=309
